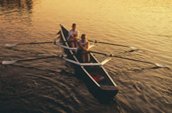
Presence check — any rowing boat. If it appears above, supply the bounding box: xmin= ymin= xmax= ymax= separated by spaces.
xmin=59 ymin=25 xmax=119 ymax=100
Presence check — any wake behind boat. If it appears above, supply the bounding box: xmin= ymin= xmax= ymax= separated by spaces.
xmin=58 ymin=25 xmax=119 ymax=100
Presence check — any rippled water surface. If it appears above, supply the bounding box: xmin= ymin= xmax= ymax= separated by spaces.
xmin=0 ymin=0 xmax=172 ymax=113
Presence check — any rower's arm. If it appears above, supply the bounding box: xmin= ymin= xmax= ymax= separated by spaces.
xmin=78 ymin=42 xmax=90 ymax=51
xmin=75 ymin=31 xmax=78 ymax=37
xmin=75 ymin=31 xmax=79 ymax=38
xmin=67 ymin=31 xmax=70 ymax=40
xmin=85 ymin=42 xmax=89 ymax=50
xmin=78 ymin=41 xmax=84 ymax=50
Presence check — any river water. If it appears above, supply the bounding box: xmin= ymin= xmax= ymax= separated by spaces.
xmin=0 ymin=0 xmax=172 ymax=113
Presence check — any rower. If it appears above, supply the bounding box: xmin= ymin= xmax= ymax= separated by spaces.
xmin=77 ymin=34 xmax=90 ymax=63
xmin=67 ymin=23 xmax=78 ymax=48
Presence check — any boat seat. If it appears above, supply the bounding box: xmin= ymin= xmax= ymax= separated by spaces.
xmin=90 ymin=74 xmax=105 ymax=83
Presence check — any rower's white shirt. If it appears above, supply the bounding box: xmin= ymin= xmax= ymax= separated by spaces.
xmin=67 ymin=29 xmax=78 ymax=40
xmin=78 ymin=40 xmax=87 ymax=47
xmin=78 ymin=39 xmax=89 ymax=50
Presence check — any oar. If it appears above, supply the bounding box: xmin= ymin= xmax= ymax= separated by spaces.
xmin=1 ymin=55 xmax=65 ymax=65
xmin=4 ymin=35 xmax=61 ymax=48
xmin=5 ymin=41 xmax=55 ymax=48
xmin=88 ymin=39 xmax=138 ymax=50
xmin=89 ymin=50 xmax=167 ymax=68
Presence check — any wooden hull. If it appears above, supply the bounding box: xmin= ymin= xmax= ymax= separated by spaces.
xmin=75 ymin=67 xmax=118 ymax=101
xmin=59 ymin=25 xmax=118 ymax=101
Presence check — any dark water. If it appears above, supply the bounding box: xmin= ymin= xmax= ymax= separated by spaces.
xmin=0 ymin=0 xmax=172 ymax=113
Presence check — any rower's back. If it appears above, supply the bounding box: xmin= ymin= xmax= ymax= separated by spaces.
xmin=67 ymin=23 xmax=79 ymax=48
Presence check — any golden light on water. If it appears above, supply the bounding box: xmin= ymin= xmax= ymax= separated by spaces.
xmin=33 ymin=0 xmax=172 ymax=65
xmin=0 ymin=0 xmax=172 ymax=63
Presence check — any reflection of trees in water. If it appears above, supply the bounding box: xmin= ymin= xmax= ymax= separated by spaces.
xmin=0 ymin=0 xmax=33 ymax=13
xmin=0 ymin=0 xmax=34 ymax=26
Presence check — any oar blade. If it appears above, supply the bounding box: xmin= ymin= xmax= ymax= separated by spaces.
xmin=130 ymin=46 xmax=138 ymax=50
xmin=2 ymin=60 xmax=17 ymax=65
xmin=101 ymin=57 xmax=112 ymax=65
xmin=5 ymin=44 xmax=18 ymax=48
xmin=154 ymin=63 xmax=169 ymax=68
xmin=88 ymin=44 xmax=95 ymax=49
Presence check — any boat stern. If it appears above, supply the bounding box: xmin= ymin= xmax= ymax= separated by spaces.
xmin=99 ymin=85 xmax=119 ymax=100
